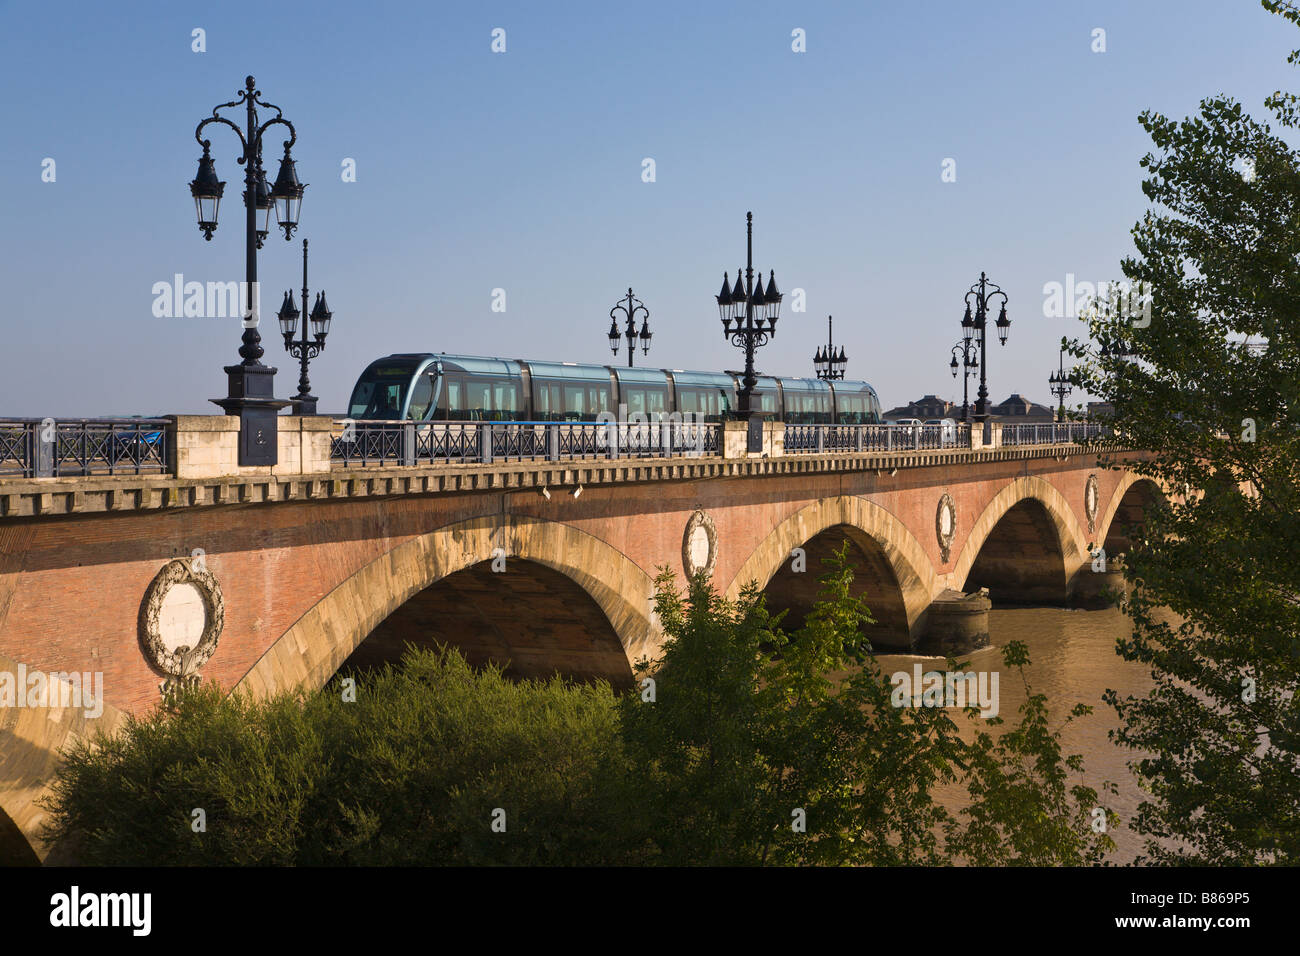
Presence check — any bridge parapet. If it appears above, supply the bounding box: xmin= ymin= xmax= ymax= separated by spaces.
xmin=0 ymin=439 xmax=1117 ymax=520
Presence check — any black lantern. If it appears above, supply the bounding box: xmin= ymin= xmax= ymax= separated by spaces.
xmin=309 ymin=291 xmax=332 ymax=340
xmin=189 ymin=146 xmax=225 ymax=240
xmin=995 ymin=304 xmax=1010 ymax=345
xmin=251 ymin=164 xmax=276 ymax=248
xmin=716 ymin=273 xmax=733 ymax=326
xmin=271 ymin=150 xmax=305 ymax=239
xmin=764 ymin=270 xmax=782 ymax=329
xmin=277 ymin=291 xmax=299 ymax=340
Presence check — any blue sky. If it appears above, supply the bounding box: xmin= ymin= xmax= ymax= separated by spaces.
xmin=0 ymin=0 xmax=1296 ymax=416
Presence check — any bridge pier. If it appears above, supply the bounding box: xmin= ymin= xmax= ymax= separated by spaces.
xmin=916 ymin=588 xmax=992 ymax=656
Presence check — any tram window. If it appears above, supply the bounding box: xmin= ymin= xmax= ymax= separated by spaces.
xmin=492 ymin=381 xmax=520 ymax=420
xmin=436 ymin=373 xmax=521 ymax=420
xmin=677 ymin=387 xmax=732 ymax=421
xmin=623 ymin=386 xmax=668 ymax=417
xmin=408 ymin=374 xmax=434 ymax=419
xmin=837 ymin=394 xmax=868 ymax=424
xmin=564 ymin=384 xmax=587 ymax=419
xmin=784 ymin=390 xmax=830 ymax=424
xmin=533 ymin=379 xmax=611 ymax=421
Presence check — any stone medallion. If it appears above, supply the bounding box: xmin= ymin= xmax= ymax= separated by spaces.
xmin=139 ymin=557 xmax=224 ymax=691
xmin=682 ymin=510 xmax=718 ymax=578
xmin=936 ymin=493 xmax=957 ymax=563
xmin=1085 ymin=473 xmax=1100 ymax=535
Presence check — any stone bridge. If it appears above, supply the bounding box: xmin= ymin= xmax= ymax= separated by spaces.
xmin=0 ymin=416 xmax=1155 ymax=863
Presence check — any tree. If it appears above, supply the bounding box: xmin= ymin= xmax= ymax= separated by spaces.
xmin=618 ymin=545 xmax=1113 ymax=866
xmin=1065 ymin=0 xmax=1300 ymax=863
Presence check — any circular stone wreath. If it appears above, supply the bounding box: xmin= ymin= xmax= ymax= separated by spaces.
xmin=682 ymin=509 xmax=718 ymax=578
xmin=138 ymin=558 xmax=225 ymax=679
xmin=1085 ymin=473 xmax=1100 ymax=535
xmin=936 ymin=493 xmax=957 ymax=563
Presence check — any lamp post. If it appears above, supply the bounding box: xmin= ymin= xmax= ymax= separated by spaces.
xmin=948 ymin=339 xmax=979 ymax=423
xmin=1048 ymin=346 xmax=1074 ymax=420
xmin=961 ymin=271 xmax=1010 ymax=433
xmin=714 ymin=211 xmax=783 ymax=424
xmin=607 ymin=288 xmax=652 ymax=367
xmin=814 ymin=315 xmax=847 ymax=380
xmin=277 ymin=239 xmax=332 ymax=415
xmin=190 ymin=76 xmax=306 ymax=465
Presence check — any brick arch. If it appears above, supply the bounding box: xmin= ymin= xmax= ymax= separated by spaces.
xmin=0 ymin=651 xmax=127 ymax=864
xmin=1096 ymin=472 xmax=1164 ymax=553
xmin=234 ymin=514 xmax=660 ymax=699
xmin=953 ymin=475 xmax=1088 ymax=596
xmin=724 ymin=495 xmax=938 ymax=637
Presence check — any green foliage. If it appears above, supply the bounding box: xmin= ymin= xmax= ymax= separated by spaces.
xmin=616 ymin=544 xmax=1111 ymax=866
xmin=41 ymin=649 xmax=624 ymax=865
xmin=1060 ymin=0 xmax=1300 ymax=864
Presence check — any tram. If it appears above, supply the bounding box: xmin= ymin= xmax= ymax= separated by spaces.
xmin=345 ymin=353 xmax=883 ymax=425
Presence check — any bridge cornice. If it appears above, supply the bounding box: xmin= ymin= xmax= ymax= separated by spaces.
xmin=0 ymin=443 xmax=1125 ymax=520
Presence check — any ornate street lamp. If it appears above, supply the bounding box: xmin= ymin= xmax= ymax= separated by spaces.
xmin=608 ymin=287 xmax=652 ymax=367
xmin=814 ymin=314 xmax=847 ymax=380
xmin=190 ymin=75 xmax=305 ymax=465
xmin=714 ymin=211 xmax=782 ymax=432
xmin=961 ymin=271 xmax=1010 ymax=431
xmin=1048 ymin=346 xmax=1074 ymax=419
xmin=949 ymin=339 xmax=979 ymax=423
xmin=278 ymin=239 xmax=332 ymax=415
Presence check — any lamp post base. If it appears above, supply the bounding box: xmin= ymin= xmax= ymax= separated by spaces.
xmin=211 ymin=364 xmax=291 ymax=466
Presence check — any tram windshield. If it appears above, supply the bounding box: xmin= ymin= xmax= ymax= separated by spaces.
xmin=347 ymin=362 xmax=419 ymax=419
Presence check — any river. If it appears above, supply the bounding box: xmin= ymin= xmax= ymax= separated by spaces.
xmin=877 ymin=604 xmax=1159 ymax=864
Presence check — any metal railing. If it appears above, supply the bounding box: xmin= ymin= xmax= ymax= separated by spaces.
xmin=785 ymin=423 xmax=970 ymax=454
xmin=0 ymin=419 xmax=170 ymax=478
xmin=331 ymin=419 xmax=1109 ymax=466
xmin=331 ymin=420 xmax=723 ymax=467
xmin=999 ymin=422 xmax=1107 ymax=446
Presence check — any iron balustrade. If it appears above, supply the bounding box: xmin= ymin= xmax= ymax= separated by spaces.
xmin=331 ymin=420 xmax=723 ymax=467
xmin=0 ymin=419 xmax=169 ymax=478
xmin=1000 ymin=422 xmax=1106 ymax=446
xmin=327 ymin=420 xmax=1108 ymax=467
xmin=784 ymin=423 xmax=969 ymax=454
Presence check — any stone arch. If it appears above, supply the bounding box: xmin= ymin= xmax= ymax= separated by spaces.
xmin=234 ymin=514 xmax=659 ymax=699
xmin=0 ymin=651 xmax=127 ymax=864
xmin=1097 ymin=473 xmax=1164 ymax=556
xmin=340 ymin=557 xmax=635 ymax=686
xmin=953 ymin=476 xmax=1087 ymax=603
xmin=726 ymin=496 xmax=938 ymax=643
